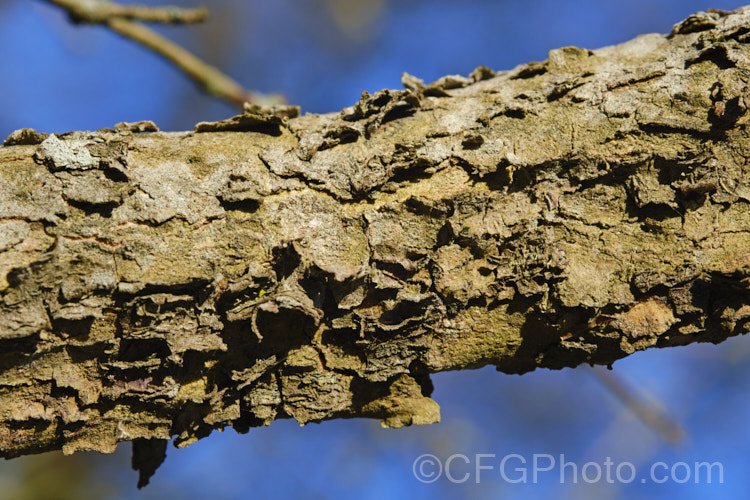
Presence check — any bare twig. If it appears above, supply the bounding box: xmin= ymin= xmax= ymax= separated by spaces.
xmin=42 ymin=0 xmax=284 ymax=108
xmin=589 ymin=367 xmax=685 ymax=444
xmin=45 ymin=0 xmax=209 ymax=24
xmin=105 ymin=16 xmax=283 ymax=107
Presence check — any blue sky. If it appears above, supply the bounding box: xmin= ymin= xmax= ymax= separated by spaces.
xmin=1 ymin=1 xmax=749 ymax=498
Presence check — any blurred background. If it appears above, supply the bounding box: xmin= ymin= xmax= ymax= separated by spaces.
xmin=1 ymin=0 xmax=749 ymax=498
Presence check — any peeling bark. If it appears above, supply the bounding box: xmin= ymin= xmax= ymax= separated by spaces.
xmin=1 ymin=7 xmax=750 ymax=486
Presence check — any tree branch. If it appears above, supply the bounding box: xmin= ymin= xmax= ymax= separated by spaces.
xmin=1 ymin=6 xmax=750 ymax=487
xmin=42 ymin=0 xmax=284 ymax=107
xmin=45 ymin=0 xmax=210 ymax=24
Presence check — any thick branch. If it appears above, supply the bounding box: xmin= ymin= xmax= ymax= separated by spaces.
xmin=1 ymin=6 xmax=750 ymax=486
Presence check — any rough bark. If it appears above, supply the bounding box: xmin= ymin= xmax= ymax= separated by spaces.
xmin=1 ymin=6 xmax=750 ymax=485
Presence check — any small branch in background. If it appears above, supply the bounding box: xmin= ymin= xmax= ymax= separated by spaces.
xmin=42 ymin=0 xmax=284 ymax=108
xmin=589 ymin=367 xmax=685 ymax=444
xmin=45 ymin=0 xmax=209 ymax=24
xmin=104 ymin=16 xmax=284 ymax=107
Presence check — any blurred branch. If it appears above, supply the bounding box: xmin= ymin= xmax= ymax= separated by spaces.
xmin=590 ymin=367 xmax=685 ymax=444
xmin=45 ymin=0 xmax=209 ymax=24
xmin=42 ymin=0 xmax=284 ymax=108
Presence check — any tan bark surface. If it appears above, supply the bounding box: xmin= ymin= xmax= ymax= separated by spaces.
xmin=1 ymin=6 xmax=749 ymax=485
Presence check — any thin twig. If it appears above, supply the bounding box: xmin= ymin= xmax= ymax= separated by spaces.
xmin=589 ymin=366 xmax=685 ymax=444
xmin=42 ymin=0 xmax=284 ymax=108
xmin=106 ymin=16 xmax=282 ymax=107
xmin=45 ymin=0 xmax=209 ymax=24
